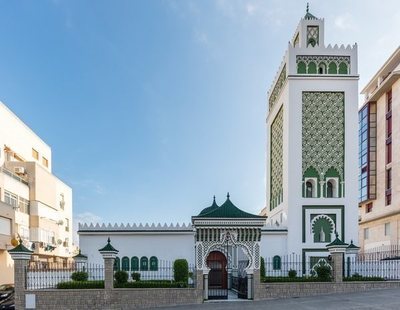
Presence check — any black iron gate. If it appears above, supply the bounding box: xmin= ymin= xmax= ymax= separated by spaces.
xmin=237 ymin=276 xmax=248 ymax=299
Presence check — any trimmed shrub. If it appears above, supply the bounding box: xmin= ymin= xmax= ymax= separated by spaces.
xmin=114 ymin=270 xmax=129 ymax=285
xmin=71 ymin=271 xmax=88 ymax=282
xmin=173 ymin=259 xmax=189 ymax=283
xmin=344 ymin=274 xmax=384 ymax=282
xmin=315 ymin=265 xmax=332 ymax=281
xmin=262 ymin=277 xmax=324 ymax=283
xmin=131 ymin=272 xmax=141 ymax=281
xmin=116 ymin=281 xmax=187 ymax=288
xmin=288 ymin=269 xmax=297 ymax=278
xmin=57 ymin=280 xmax=104 ymax=289
xmin=260 ymin=257 xmax=266 ymax=279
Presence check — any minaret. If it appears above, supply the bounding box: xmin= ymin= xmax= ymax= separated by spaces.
xmin=264 ymin=5 xmax=359 ymax=260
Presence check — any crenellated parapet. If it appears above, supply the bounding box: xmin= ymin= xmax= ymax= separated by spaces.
xmin=78 ymin=222 xmax=193 ymax=231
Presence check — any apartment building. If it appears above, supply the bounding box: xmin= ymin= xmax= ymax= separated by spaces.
xmin=358 ymin=46 xmax=400 ymax=251
xmin=0 ymin=102 xmax=73 ymax=284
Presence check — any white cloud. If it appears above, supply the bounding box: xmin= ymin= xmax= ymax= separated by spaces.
xmin=334 ymin=12 xmax=357 ymax=31
xmin=73 ymin=212 xmax=103 ymax=246
xmin=194 ymin=30 xmax=209 ymax=45
xmin=246 ymin=3 xmax=256 ymax=16
xmin=71 ymin=179 xmax=106 ymax=195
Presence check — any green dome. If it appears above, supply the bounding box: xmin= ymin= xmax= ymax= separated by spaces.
xmin=198 ymin=196 xmax=219 ymax=216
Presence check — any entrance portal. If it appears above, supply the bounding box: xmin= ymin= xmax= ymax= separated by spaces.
xmin=207 ymin=251 xmax=228 ymax=300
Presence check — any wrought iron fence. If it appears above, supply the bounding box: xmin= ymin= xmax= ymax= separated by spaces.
xmin=263 ymin=255 xmax=333 ymax=281
xmin=346 ymin=256 xmax=400 ymax=280
xmin=116 ymin=260 xmax=197 ymax=288
xmin=358 ymin=245 xmax=400 ymax=261
xmin=26 ymin=263 xmax=104 ymax=290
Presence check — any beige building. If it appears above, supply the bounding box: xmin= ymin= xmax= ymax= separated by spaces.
xmin=358 ymin=46 xmax=400 ymax=251
xmin=0 ymin=102 xmax=73 ymax=284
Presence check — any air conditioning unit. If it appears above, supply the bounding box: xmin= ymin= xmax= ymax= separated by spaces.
xmin=14 ymin=167 xmax=25 ymax=174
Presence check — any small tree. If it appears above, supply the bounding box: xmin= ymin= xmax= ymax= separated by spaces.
xmin=173 ymin=259 xmax=189 ymax=283
xmin=288 ymin=269 xmax=297 ymax=278
xmin=260 ymin=257 xmax=266 ymax=279
xmin=114 ymin=270 xmax=128 ymax=285
xmin=71 ymin=271 xmax=88 ymax=282
xmin=131 ymin=272 xmax=141 ymax=281
xmin=315 ymin=265 xmax=332 ymax=281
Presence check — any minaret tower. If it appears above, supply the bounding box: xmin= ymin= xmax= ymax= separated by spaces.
xmin=264 ymin=5 xmax=359 ymax=259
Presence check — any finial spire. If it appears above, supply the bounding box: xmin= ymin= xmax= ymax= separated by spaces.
xmin=335 ymin=231 xmax=339 ymax=239
xmin=107 ymin=237 xmax=111 ymax=244
xmin=306 ymin=2 xmax=309 ymax=13
xmin=227 ymin=192 xmax=230 ymax=199
xmin=213 ymin=195 xmax=216 ymax=202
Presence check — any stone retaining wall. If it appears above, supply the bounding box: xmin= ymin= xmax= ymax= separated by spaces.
xmin=23 ymin=288 xmax=202 ymax=309
xmin=255 ymin=281 xmax=400 ymax=300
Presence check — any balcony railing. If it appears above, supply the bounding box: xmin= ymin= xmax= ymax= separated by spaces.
xmin=0 ymin=167 xmax=28 ymax=185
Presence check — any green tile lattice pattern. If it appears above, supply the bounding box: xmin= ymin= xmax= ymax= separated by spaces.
xmin=269 ymin=65 xmax=286 ymax=111
xmin=302 ymin=92 xmax=344 ymax=179
xmin=270 ymin=107 xmax=283 ymax=209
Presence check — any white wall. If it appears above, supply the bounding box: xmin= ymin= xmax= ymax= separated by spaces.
xmin=0 ymin=102 xmax=51 ymax=171
xmin=79 ymin=232 xmax=195 ymax=266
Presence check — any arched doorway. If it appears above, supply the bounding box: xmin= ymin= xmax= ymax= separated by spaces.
xmin=207 ymin=251 xmax=228 ymax=299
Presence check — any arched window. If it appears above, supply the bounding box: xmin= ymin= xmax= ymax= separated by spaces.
xmin=114 ymin=257 xmax=120 ymax=271
xmin=318 ymin=63 xmax=326 ymax=74
xmin=312 ymin=217 xmax=333 ymax=243
xmin=121 ymin=256 xmax=130 ymax=271
xmin=273 ymin=255 xmax=281 ymax=270
xmin=327 ymin=181 xmax=333 ymax=198
xmin=140 ymin=256 xmax=148 ymax=271
xmin=338 ymin=62 xmax=348 ymax=74
xmin=308 ymin=38 xmax=316 ymax=47
xmin=131 ymin=256 xmax=139 ymax=271
xmin=306 ymin=181 xmax=313 ymax=198
xmin=297 ymin=61 xmax=306 ymax=74
xmin=328 ymin=62 xmax=337 ymax=74
xmin=308 ymin=62 xmax=317 ymax=74
xmin=150 ymin=256 xmax=158 ymax=271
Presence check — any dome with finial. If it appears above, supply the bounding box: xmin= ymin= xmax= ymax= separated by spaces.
xmin=196 ymin=193 xmax=264 ymax=218
xmin=198 ymin=196 xmax=219 ymax=216
xmin=304 ymin=3 xmax=317 ymax=20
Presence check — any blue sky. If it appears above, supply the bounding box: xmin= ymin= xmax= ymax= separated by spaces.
xmin=0 ymin=1 xmax=399 ymax=235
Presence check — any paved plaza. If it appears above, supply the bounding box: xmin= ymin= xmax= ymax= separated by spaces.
xmin=151 ymin=288 xmax=400 ymax=310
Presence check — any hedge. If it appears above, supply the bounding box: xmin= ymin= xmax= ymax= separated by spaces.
xmin=344 ymin=276 xmax=385 ymax=281
xmin=57 ymin=280 xmax=104 ymax=289
xmin=262 ymin=277 xmax=331 ymax=283
xmin=115 ymin=281 xmax=188 ymax=288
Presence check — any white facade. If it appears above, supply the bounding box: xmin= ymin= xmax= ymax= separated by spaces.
xmin=262 ymin=10 xmax=359 ymax=259
xmin=0 ymin=101 xmax=74 ymax=284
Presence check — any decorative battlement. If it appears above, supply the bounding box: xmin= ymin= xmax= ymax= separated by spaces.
xmin=268 ymin=61 xmax=287 ymax=111
xmin=78 ymin=222 xmax=193 ymax=231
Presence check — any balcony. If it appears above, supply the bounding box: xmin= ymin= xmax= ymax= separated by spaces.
xmin=0 ymin=166 xmax=28 ymax=185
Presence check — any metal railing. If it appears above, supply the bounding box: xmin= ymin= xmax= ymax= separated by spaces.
xmin=115 ymin=260 xmax=196 ymax=288
xmin=26 ymin=263 xmax=104 ymax=290
xmin=346 ymin=257 xmax=400 ymax=280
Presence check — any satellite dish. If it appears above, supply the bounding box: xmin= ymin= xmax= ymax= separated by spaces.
xmin=11 ymin=238 xmax=19 ymax=246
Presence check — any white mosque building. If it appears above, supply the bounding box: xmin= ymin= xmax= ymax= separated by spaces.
xmin=78 ymin=6 xmax=359 ymax=299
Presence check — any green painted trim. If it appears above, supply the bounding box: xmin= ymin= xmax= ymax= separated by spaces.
xmin=301 ymin=248 xmax=330 ymax=274
xmin=302 ymin=205 xmax=345 ymax=243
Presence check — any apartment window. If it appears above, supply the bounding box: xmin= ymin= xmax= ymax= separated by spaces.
xmin=19 ymin=197 xmax=30 ymax=214
xmin=60 ymin=194 xmax=65 ymax=210
xmin=385 ymin=223 xmax=391 ymax=236
xmin=364 ymin=228 xmax=369 ymax=239
xmin=42 ymin=157 xmax=48 ymax=168
xmin=65 ymin=218 xmax=70 ymax=232
xmin=386 ymin=90 xmax=392 ymax=164
xmin=20 ymin=226 xmax=30 ymax=240
xmin=0 ymin=216 xmax=11 ymax=236
xmin=32 ymin=148 xmax=39 ymax=160
xmin=4 ymin=190 xmax=18 ymax=208
xmin=386 ymin=168 xmax=392 ymax=206
xmin=366 ymin=202 xmax=373 ymax=213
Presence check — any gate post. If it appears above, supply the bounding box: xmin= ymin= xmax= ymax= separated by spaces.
xmin=203 ymin=270 xmax=209 ymax=300
xmin=326 ymin=233 xmax=348 ymax=283
xmin=227 ymin=267 xmax=232 ymax=289
xmin=99 ymin=237 xmax=119 ymax=290
xmin=246 ymin=271 xmax=253 ymax=300
xmin=8 ymin=238 xmax=33 ymax=310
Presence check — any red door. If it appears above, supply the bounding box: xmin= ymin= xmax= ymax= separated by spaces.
xmin=207 ymin=251 xmax=227 ymax=289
